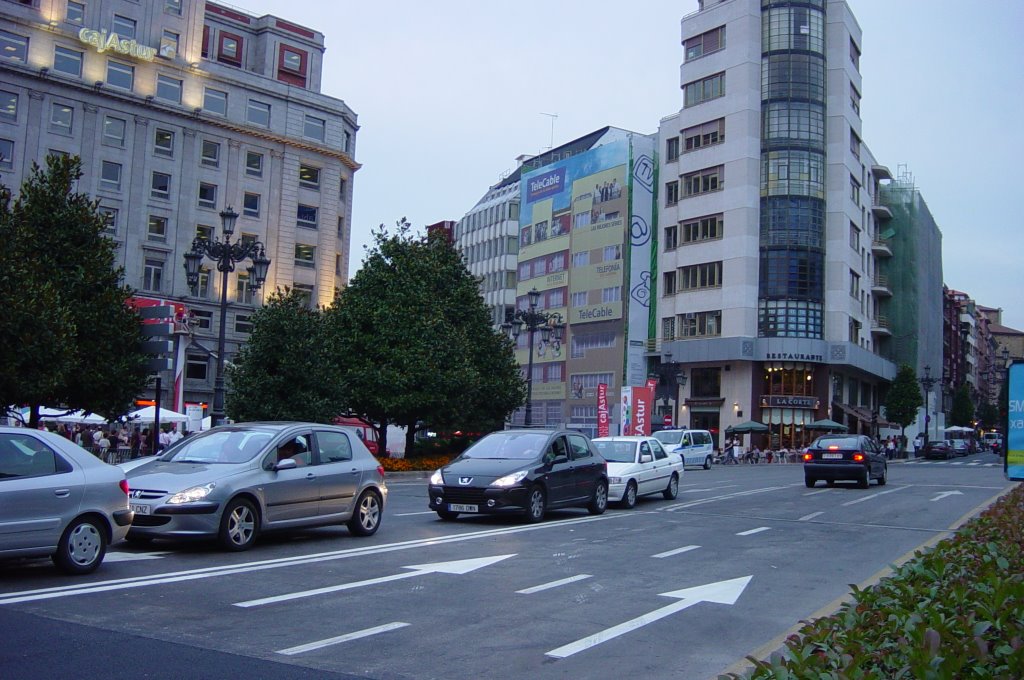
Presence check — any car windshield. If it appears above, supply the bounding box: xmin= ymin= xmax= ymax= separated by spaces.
xmin=459 ymin=432 xmax=549 ymax=460
xmin=813 ymin=436 xmax=860 ymax=449
xmin=161 ymin=429 xmax=273 ymax=464
xmin=653 ymin=431 xmax=682 ymax=446
xmin=593 ymin=441 xmax=637 ymax=463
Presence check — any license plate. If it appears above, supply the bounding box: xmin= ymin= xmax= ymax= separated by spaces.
xmin=449 ymin=503 xmax=478 ymax=513
xmin=822 ymin=453 xmax=843 ymax=459
xmin=130 ymin=503 xmax=151 ymax=515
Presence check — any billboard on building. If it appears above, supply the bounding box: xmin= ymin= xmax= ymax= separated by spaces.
xmin=620 ymin=385 xmax=655 ymax=436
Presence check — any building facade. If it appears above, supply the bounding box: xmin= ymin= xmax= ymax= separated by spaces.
xmin=0 ymin=0 xmax=358 ymax=416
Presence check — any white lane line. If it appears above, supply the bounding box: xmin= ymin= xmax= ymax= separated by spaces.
xmin=951 ymin=462 xmax=965 ymax=466
xmin=394 ymin=511 xmax=437 ymax=517
xmin=276 ymin=622 xmax=409 ymax=656
xmin=102 ymin=552 xmax=171 ymax=563
xmin=803 ymin=489 xmax=830 ymax=496
xmin=680 ymin=485 xmax=738 ymax=494
xmin=798 ymin=512 xmax=824 ymax=521
xmin=663 ymin=485 xmax=794 ymax=512
xmin=841 ymin=485 xmax=910 ymax=507
xmin=736 ymin=527 xmax=770 ymax=536
xmin=516 ymin=574 xmax=593 ymax=594
xmin=651 ymin=545 xmax=700 ymax=559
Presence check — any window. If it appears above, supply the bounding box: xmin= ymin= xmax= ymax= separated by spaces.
xmin=303 ymin=115 xmax=325 ymax=142
xmin=245 ymin=151 xmax=263 ymax=177
xmin=53 ymin=46 xmax=83 ymax=77
xmin=601 ymin=286 xmax=621 ymax=303
xmin=663 ymin=271 xmax=677 ymax=296
xmin=664 ymin=225 xmax=678 ymax=250
xmin=143 ymin=259 xmax=164 ymax=292
xmin=337 ymin=215 xmax=345 ymax=237
xmin=678 ymin=261 xmax=722 ymax=290
xmin=570 ymin=331 xmax=616 ymax=359
xmin=112 ymin=14 xmax=136 ymax=40
xmin=161 ymin=30 xmax=179 ymax=59
xmin=156 ymin=75 xmax=182 ymax=104
xmin=100 ymin=161 xmax=121 ymax=190
xmin=203 ymin=87 xmax=227 ymax=116
xmin=297 ymin=204 xmax=318 ymax=229
xmin=165 ymin=0 xmax=182 ymax=16
xmin=850 ymin=270 xmax=860 ymax=298
xmin=849 ymin=222 xmax=860 ymax=250
xmin=150 ymin=172 xmax=171 ymax=199
xmin=218 ymin=33 xmax=242 ymax=66
xmin=200 ymin=140 xmax=220 ymax=167
xmin=850 ymin=175 xmax=860 ymax=204
xmin=763 ymin=150 xmax=825 ymax=198
xmin=0 ymin=138 xmax=14 ymax=170
xmin=282 ymin=48 xmax=304 ymax=72
xmin=601 ymin=245 xmax=620 ymax=262
xmin=191 ymin=310 xmax=212 ymax=331
xmin=665 ymin=181 xmax=679 ymax=206
xmin=236 ymin=273 xmax=253 ymax=304
xmin=683 ymin=72 xmax=724 ymax=107
xmin=683 ymin=118 xmax=725 ymax=152
xmin=99 ymin=207 xmax=118 ymax=233
xmin=293 ymin=283 xmax=314 ymax=308
xmin=662 ymin=317 xmax=676 ymax=341
xmin=153 ymin=128 xmax=174 ymax=157
xmin=0 ymin=90 xmax=17 ymax=120
xmin=850 ymin=128 xmax=860 ymax=159
xmin=185 ymin=355 xmax=208 ymax=380
xmin=848 ymin=318 xmax=861 ymax=344
xmin=294 ymin=244 xmax=316 ymax=267
xmin=0 ymin=31 xmax=28 ymax=63
xmin=339 ymin=177 xmax=347 ymax=201
xmin=49 ymin=103 xmax=73 ymax=134
xmin=763 ymin=102 xmax=824 ymax=144
xmin=66 ymin=1 xmax=85 ymax=23
xmin=342 ymin=130 xmax=351 ymax=153
xmin=147 ymin=215 xmax=167 ymax=241
xmin=103 ymin=116 xmax=126 ymax=146
xmin=691 ymin=367 xmax=721 ymax=397
xmin=850 ymin=38 xmax=860 ymax=69
xmin=681 ymin=213 xmax=723 ymax=244
xmin=684 ymin=25 xmax=725 ymax=61
xmin=850 ymin=82 xmax=861 ymax=115
xmin=0 ymin=433 xmax=67 ymax=478
xmin=198 ymin=182 xmax=217 ymax=209
xmin=196 ymin=268 xmax=210 ymax=298
xmin=682 ymin=166 xmax=723 ymax=197
xmin=246 ymin=99 xmax=270 ymax=127
xmin=243 ymin=192 xmax=260 ymax=217
xmin=196 ymin=224 xmax=214 ymax=240
xmin=571 ymin=291 xmax=588 ymax=308
xmin=666 ymin=136 xmax=680 ymax=162
xmin=679 ymin=310 xmax=722 ymax=338
xmin=278 ymin=46 xmax=308 ymax=86
xmin=106 ymin=60 xmax=134 ymax=90
xmin=299 ymin=164 xmax=320 ymax=189
xmin=235 ymin=314 xmax=252 ymax=334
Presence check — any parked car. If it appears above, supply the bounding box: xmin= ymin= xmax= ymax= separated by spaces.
xmin=427 ymin=429 xmax=608 ymax=522
xmin=0 ymin=427 xmax=133 ymax=574
xmin=803 ymin=434 xmax=887 ymax=488
xmin=591 ymin=436 xmax=683 ymax=508
xmin=949 ymin=439 xmax=970 ymax=457
xmin=651 ymin=429 xmax=715 ymax=469
xmin=123 ymin=423 xmax=387 ymax=551
xmin=922 ymin=441 xmax=955 ymax=460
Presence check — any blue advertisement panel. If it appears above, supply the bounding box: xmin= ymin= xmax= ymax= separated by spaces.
xmin=526 ymin=167 xmax=567 ymax=204
xmin=1006 ymin=361 xmax=1024 ymax=481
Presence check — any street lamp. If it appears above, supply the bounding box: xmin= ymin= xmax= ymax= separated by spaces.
xmin=918 ymin=364 xmax=936 ymax=443
xmin=183 ymin=207 xmax=270 ymax=427
xmin=501 ymin=288 xmax=564 ymax=427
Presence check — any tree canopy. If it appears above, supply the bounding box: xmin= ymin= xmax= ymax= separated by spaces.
xmin=883 ymin=363 xmax=924 ymax=440
xmin=0 ymin=156 xmax=148 ymax=427
xmin=949 ymin=383 xmax=976 ymax=427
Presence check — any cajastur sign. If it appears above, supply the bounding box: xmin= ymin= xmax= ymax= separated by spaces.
xmin=79 ymin=28 xmax=157 ymax=61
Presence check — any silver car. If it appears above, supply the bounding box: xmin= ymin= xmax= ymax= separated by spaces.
xmin=0 ymin=427 xmax=133 ymax=574
xmin=123 ymin=422 xmax=387 ymax=551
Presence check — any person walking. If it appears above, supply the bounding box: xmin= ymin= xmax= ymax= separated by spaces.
xmin=885 ymin=437 xmax=896 ymax=460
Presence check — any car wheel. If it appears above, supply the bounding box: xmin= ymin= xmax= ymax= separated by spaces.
xmin=663 ymin=473 xmax=679 ymax=500
xmin=588 ymin=480 xmax=608 ymax=515
xmin=219 ymin=498 xmax=258 ymax=551
xmin=877 ymin=463 xmax=887 ymax=486
xmin=525 ymin=485 xmax=546 ymax=523
xmin=804 ymin=476 xmax=816 ymax=488
xmin=622 ymin=481 xmax=638 ymax=509
xmin=436 ymin=509 xmax=459 ymax=521
xmin=703 ymin=456 xmax=712 ymax=470
xmin=53 ymin=516 xmax=107 ymax=575
xmin=348 ymin=489 xmax=383 ymax=537
xmin=858 ymin=468 xmax=870 ymax=489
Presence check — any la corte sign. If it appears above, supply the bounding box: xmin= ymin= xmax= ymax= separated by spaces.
xmin=78 ymin=27 xmax=157 ymax=61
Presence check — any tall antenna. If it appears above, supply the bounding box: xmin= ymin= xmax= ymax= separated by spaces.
xmin=540 ymin=112 xmax=558 ymax=150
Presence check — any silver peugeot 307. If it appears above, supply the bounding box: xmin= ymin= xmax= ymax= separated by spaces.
xmin=123 ymin=422 xmax=387 ymax=551
xmin=0 ymin=426 xmax=133 ymax=575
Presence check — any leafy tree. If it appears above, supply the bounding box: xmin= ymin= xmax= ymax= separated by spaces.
xmin=324 ymin=219 xmax=525 ymax=454
xmin=882 ymin=363 xmax=923 ymax=446
xmin=0 ymin=156 xmax=148 ymax=427
xmin=226 ymin=289 xmax=341 ymax=423
xmin=977 ymin=401 xmax=999 ymax=430
xmin=949 ymin=383 xmax=975 ymax=427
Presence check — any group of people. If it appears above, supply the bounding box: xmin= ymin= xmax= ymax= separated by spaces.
xmin=43 ymin=422 xmax=185 ymax=462
xmin=720 ymin=438 xmax=799 ymax=465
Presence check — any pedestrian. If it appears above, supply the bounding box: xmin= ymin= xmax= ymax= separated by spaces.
xmin=885 ymin=437 xmax=896 ymax=460
xmin=159 ymin=427 xmax=171 ymax=452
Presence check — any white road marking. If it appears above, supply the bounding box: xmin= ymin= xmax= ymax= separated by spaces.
xmin=103 ymin=552 xmax=171 ymax=563
xmin=651 ymin=545 xmax=700 ymax=559
xmin=276 ymin=622 xmax=409 ymax=655
xmin=803 ymin=489 xmax=830 ymax=496
xmin=680 ymin=485 xmax=738 ymax=494
xmin=798 ymin=512 xmax=824 ymax=521
xmin=663 ymin=485 xmax=793 ymax=512
xmin=951 ymin=462 xmax=965 ymax=466
xmin=516 ymin=574 xmax=593 ymax=594
xmin=931 ymin=490 xmax=964 ymax=502
xmin=841 ymin=486 xmax=910 ymax=507
xmin=394 ymin=511 xmax=437 ymax=516
xmin=736 ymin=527 xmax=770 ymax=536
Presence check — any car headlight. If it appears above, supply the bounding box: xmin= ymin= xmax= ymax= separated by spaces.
xmin=608 ymin=476 xmax=622 ymax=484
xmin=429 ymin=469 xmax=444 ymax=485
xmin=167 ymin=482 xmax=217 ymax=504
xmin=490 ymin=470 xmax=528 ymax=487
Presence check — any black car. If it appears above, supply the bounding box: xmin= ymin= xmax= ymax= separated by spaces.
xmin=803 ymin=434 xmax=887 ymax=488
xmin=922 ymin=440 xmax=954 ymax=460
xmin=427 ymin=429 xmax=608 ymax=522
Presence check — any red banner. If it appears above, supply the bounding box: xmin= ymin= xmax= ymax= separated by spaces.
xmin=631 ymin=386 xmax=655 ymax=436
xmin=597 ymin=383 xmax=609 ymax=437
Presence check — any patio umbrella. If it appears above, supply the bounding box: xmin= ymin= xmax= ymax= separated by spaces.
xmin=127 ymin=406 xmax=189 ymax=423
xmin=57 ymin=410 xmax=108 ymax=425
xmin=725 ymin=420 xmax=769 ymax=435
xmin=806 ymin=418 xmax=848 ymax=433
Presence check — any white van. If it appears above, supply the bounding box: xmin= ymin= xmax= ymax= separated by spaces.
xmin=652 ymin=429 xmax=715 ymax=469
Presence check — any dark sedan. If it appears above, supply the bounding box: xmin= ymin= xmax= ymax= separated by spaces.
xmin=803 ymin=434 xmax=887 ymax=488
xmin=922 ymin=441 xmax=954 ymax=460
xmin=427 ymin=429 xmax=608 ymax=522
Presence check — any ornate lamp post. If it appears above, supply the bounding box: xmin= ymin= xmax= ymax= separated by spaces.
xmin=501 ymin=288 xmax=564 ymax=427
xmin=918 ymin=364 xmax=937 ymax=443
xmin=182 ymin=207 xmax=270 ymax=427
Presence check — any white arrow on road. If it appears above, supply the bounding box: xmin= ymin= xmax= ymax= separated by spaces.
xmin=234 ymin=554 xmax=515 ymax=608
xmin=546 ymin=575 xmax=752 ymax=659
xmin=931 ymin=490 xmax=964 ymax=502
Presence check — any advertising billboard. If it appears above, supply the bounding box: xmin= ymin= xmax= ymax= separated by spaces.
xmin=619 ymin=385 xmax=655 ymax=436
xmin=1006 ymin=361 xmax=1024 ymax=481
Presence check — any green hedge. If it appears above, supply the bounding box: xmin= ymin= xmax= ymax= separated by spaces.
xmin=724 ymin=484 xmax=1024 ymax=680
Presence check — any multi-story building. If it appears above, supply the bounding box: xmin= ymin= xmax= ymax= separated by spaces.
xmin=655 ymin=0 xmax=913 ymax=449
xmin=0 ymin=0 xmax=358 ymax=416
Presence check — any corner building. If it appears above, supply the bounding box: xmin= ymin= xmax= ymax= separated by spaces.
xmin=656 ymin=0 xmax=896 ymax=449
xmin=0 ymin=0 xmax=358 ymax=413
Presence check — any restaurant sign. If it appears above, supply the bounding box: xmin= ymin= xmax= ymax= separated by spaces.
xmin=79 ymin=28 xmax=157 ymax=61
xmin=760 ymin=395 xmax=819 ymax=409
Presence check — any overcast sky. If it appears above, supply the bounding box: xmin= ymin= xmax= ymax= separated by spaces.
xmin=243 ymin=0 xmax=1024 ymax=330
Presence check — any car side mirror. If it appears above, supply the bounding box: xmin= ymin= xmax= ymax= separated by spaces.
xmin=640 ymin=454 xmax=653 ymax=464
xmin=274 ymin=458 xmax=298 ymax=471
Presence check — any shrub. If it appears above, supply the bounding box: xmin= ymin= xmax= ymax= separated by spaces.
xmin=379 ymin=454 xmax=455 ymax=472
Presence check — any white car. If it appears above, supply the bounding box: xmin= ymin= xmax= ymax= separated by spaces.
xmin=591 ymin=436 xmax=683 ymax=508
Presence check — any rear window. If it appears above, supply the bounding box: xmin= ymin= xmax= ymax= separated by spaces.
xmin=653 ymin=431 xmax=683 ymax=446
xmin=813 ymin=436 xmax=861 ymax=449
xmin=593 ymin=441 xmax=636 ymax=463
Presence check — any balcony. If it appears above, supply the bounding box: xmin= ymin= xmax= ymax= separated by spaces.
xmin=870 ymin=239 xmax=892 ymax=257
xmin=871 ymin=202 xmax=893 ymax=221
xmin=871 ymin=164 xmax=893 ymax=181
xmin=871 ymin=274 xmax=892 ymax=297
xmin=871 ymin=315 xmax=892 ymax=337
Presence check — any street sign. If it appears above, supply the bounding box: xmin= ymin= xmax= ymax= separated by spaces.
xmin=138 ymin=305 xmax=176 ymax=320
xmin=663 ymin=414 xmax=672 ymax=426
xmin=141 ymin=340 xmax=173 ymax=354
xmin=141 ymin=323 xmax=174 ymax=337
